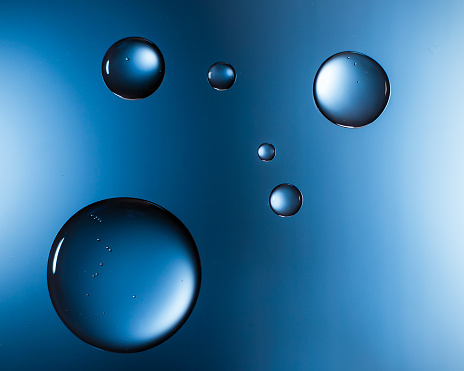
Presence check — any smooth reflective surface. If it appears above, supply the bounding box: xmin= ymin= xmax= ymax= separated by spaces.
xmin=102 ymin=37 xmax=165 ymax=100
xmin=207 ymin=62 xmax=236 ymax=90
xmin=257 ymin=143 xmax=276 ymax=162
xmin=47 ymin=198 xmax=201 ymax=353
xmin=313 ymin=51 xmax=390 ymax=128
xmin=269 ymin=184 xmax=303 ymax=217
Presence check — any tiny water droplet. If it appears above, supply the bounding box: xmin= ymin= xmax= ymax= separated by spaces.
xmin=108 ymin=248 xmax=112 ymax=252
xmin=257 ymin=143 xmax=276 ymax=162
xmin=100 ymin=263 xmax=103 ymax=266
xmin=133 ymin=295 xmax=136 ymax=298
xmin=269 ymin=184 xmax=303 ymax=217
xmin=86 ymin=293 xmax=89 ymax=297
xmin=125 ymin=57 xmax=130 ymax=61
xmin=92 ymin=274 xmax=96 ymax=278
xmin=97 ymin=239 xmax=100 ymax=242
xmin=207 ymin=62 xmax=236 ymax=90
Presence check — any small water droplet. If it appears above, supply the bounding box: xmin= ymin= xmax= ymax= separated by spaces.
xmin=207 ymin=62 xmax=236 ymax=90
xmin=257 ymin=143 xmax=276 ymax=162
xmin=100 ymin=263 xmax=103 ymax=266
xmin=106 ymin=246 xmax=109 ymax=249
xmin=102 ymin=37 xmax=165 ymax=100
xmin=108 ymin=248 xmax=112 ymax=252
xmin=313 ymin=51 xmax=390 ymax=128
xmin=86 ymin=293 xmax=89 ymax=297
xmin=92 ymin=274 xmax=95 ymax=278
xmin=97 ymin=239 xmax=101 ymax=242
xmin=132 ymin=295 xmax=136 ymax=298
xmin=269 ymin=184 xmax=303 ymax=217
xmin=95 ymin=273 xmax=99 ymax=276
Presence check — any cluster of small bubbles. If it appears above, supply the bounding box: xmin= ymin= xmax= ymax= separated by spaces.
xmin=313 ymin=51 xmax=390 ymax=128
xmin=257 ymin=143 xmax=276 ymax=162
xmin=102 ymin=37 xmax=165 ymax=100
xmin=47 ymin=198 xmax=201 ymax=353
xmin=207 ymin=62 xmax=236 ymax=90
xmin=269 ymin=184 xmax=303 ymax=217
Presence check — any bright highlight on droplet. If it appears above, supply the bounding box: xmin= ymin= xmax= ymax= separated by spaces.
xmin=313 ymin=51 xmax=390 ymax=128
xmin=257 ymin=143 xmax=276 ymax=162
xmin=207 ymin=62 xmax=236 ymax=90
xmin=47 ymin=198 xmax=201 ymax=353
xmin=269 ymin=184 xmax=303 ymax=217
xmin=102 ymin=37 xmax=165 ymax=100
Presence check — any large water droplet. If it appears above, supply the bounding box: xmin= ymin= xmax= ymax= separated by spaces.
xmin=257 ymin=143 xmax=276 ymax=162
xmin=207 ymin=62 xmax=236 ymax=90
xmin=269 ymin=184 xmax=303 ymax=217
xmin=102 ymin=37 xmax=165 ymax=100
xmin=47 ymin=198 xmax=201 ymax=353
xmin=313 ymin=51 xmax=390 ymax=128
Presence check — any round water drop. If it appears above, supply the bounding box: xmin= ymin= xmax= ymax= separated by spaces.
xmin=269 ymin=184 xmax=303 ymax=217
xmin=257 ymin=143 xmax=276 ymax=162
xmin=313 ymin=51 xmax=390 ymax=128
xmin=102 ymin=37 xmax=165 ymax=100
xmin=47 ymin=198 xmax=201 ymax=353
xmin=207 ymin=62 xmax=236 ymax=90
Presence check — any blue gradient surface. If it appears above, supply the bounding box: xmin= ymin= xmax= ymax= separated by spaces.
xmin=1 ymin=0 xmax=464 ymax=370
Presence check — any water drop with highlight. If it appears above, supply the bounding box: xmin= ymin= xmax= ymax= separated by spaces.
xmin=47 ymin=198 xmax=201 ymax=353
xmin=102 ymin=37 xmax=165 ymax=100
xmin=313 ymin=51 xmax=390 ymax=128
xmin=207 ymin=62 xmax=236 ymax=90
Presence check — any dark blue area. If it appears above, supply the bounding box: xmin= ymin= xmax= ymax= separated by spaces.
xmin=1 ymin=0 xmax=463 ymax=370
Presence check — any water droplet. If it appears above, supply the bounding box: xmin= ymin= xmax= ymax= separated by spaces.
xmin=92 ymin=274 xmax=96 ymax=278
xmin=207 ymin=62 xmax=236 ymax=90
xmin=95 ymin=273 xmax=99 ymax=276
xmin=269 ymin=184 xmax=303 ymax=217
xmin=108 ymin=248 xmax=112 ymax=252
xmin=97 ymin=239 xmax=101 ymax=242
xmin=257 ymin=143 xmax=276 ymax=162
xmin=100 ymin=263 xmax=103 ymax=266
xmin=102 ymin=37 xmax=165 ymax=100
xmin=132 ymin=295 xmax=136 ymax=298
xmin=47 ymin=198 xmax=201 ymax=353
xmin=313 ymin=51 xmax=390 ymax=128
xmin=86 ymin=293 xmax=89 ymax=297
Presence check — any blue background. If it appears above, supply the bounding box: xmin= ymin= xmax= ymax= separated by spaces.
xmin=1 ymin=0 xmax=463 ymax=370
